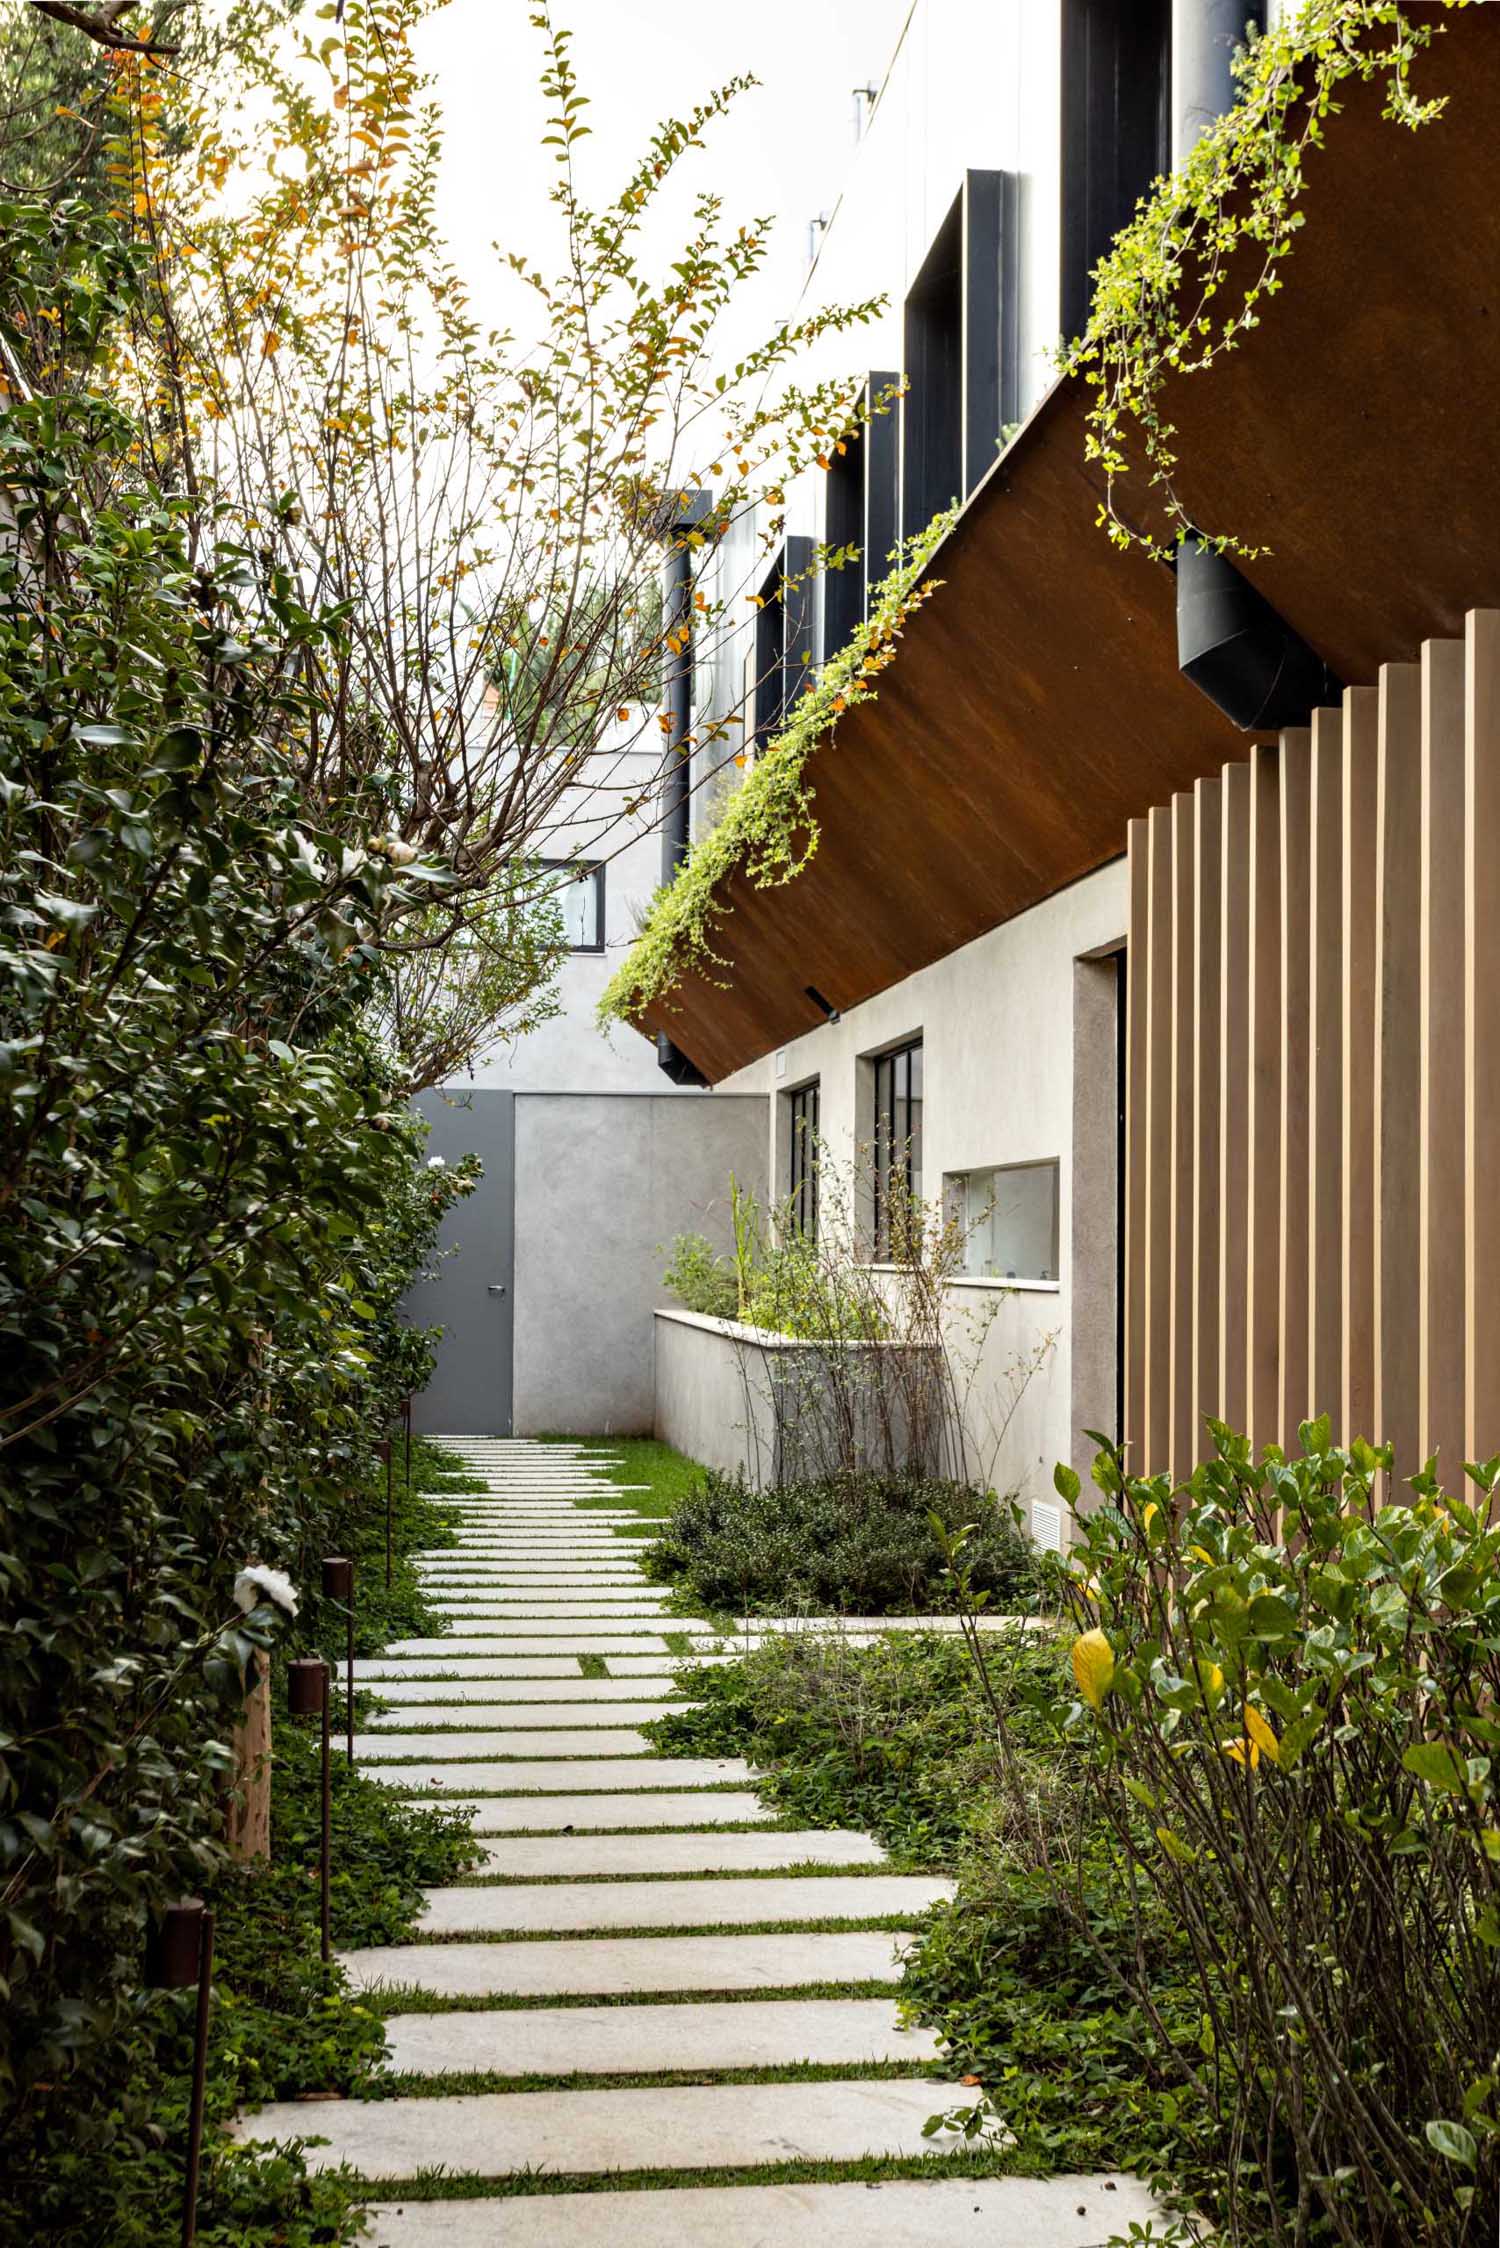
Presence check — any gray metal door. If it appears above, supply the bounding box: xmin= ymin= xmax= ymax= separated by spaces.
xmin=406 ymin=1089 xmax=514 ymax=1435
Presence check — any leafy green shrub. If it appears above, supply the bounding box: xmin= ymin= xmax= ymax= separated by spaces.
xmin=661 ymin=1231 xmax=739 ymax=1320
xmin=644 ymin=1467 xmax=1040 ymax=1615
xmin=0 ymin=192 xmax=475 ymax=2164
xmin=1053 ymin=1422 xmax=1500 ymax=2245
xmin=654 ymin=1631 xmax=1226 ymax=2221
xmin=2 ymin=1699 xmax=476 ymax=2246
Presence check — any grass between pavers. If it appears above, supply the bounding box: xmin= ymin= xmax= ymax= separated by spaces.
xmin=360 ymin=1978 xmax=907 ymax=2016
xmin=315 ymin=2151 xmax=1035 ymax=2200
xmin=400 ymin=1916 xmax=921 ymax=1945
xmin=374 ymin=2058 xmax=944 ymax=2099
xmin=533 ymin=1433 xmax=703 ymax=1519
xmin=454 ymin=1862 xmax=898 ymax=1887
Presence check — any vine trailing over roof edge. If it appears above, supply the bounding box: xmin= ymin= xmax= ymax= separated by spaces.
xmin=598 ymin=503 xmax=957 ymax=1029
xmin=1062 ymin=0 xmax=1466 ymax=559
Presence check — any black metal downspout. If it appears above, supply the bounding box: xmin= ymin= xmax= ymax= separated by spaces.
xmin=1167 ymin=6 xmax=1341 ymax=734
xmin=656 ymin=492 xmax=711 ymax=1088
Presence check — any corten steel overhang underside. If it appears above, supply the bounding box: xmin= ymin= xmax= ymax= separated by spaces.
xmin=637 ymin=6 xmax=1500 ymax=1086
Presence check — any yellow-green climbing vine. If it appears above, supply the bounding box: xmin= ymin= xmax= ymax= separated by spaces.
xmin=1065 ymin=0 xmax=1467 ymax=558
xmin=599 ymin=505 xmax=956 ymax=1027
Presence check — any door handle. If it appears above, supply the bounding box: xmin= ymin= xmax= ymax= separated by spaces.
xmin=487 ymin=1284 xmax=507 ymax=1297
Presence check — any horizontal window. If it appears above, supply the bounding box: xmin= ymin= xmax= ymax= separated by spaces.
xmin=539 ymin=860 xmax=604 ymax=952
xmin=946 ymin=1159 xmax=1058 ymax=1283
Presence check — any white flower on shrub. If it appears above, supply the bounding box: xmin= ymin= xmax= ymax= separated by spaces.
xmin=427 ymin=1155 xmax=446 ymax=1169
xmin=233 ymin=1564 xmax=299 ymax=1617
xmin=368 ymin=831 xmax=418 ymax=866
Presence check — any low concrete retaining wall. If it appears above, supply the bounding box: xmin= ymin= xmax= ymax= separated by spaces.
xmin=653 ymin=1308 xmax=941 ymax=1491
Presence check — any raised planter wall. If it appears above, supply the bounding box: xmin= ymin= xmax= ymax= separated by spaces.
xmin=653 ymin=1308 xmax=940 ymax=1491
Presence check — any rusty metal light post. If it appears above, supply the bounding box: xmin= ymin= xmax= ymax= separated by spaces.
xmin=288 ymin=1657 xmax=332 ymax=1962
xmin=403 ymin=1393 xmax=413 ymax=1493
xmin=145 ymin=1897 xmax=215 ymax=2247
xmin=322 ymin=1555 xmax=355 ymax=1765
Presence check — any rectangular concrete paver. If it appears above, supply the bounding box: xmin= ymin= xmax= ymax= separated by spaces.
xmin=354 ymin=1658 xmax=592 ymax=1679
xmin=365 ymin=1703 xmax=680 ymax=1729
xmin=467 ymin=1790 xmax=772 ymax=1831
xmin=365 ymin=1757 xmax=753 ymax=1793
xmin=362 ymin=2176 xmax=1168 ymax=2246
xmin=378 ymin=1638 xmax=680 ymax=1657
xmin=417 ymin=1875 xmax=952 ymax=1935
xmin=356 ymin=1730 xmax=651 ymax=1760
xmin=341 ymin=1928 xmax=910 ymax=1998
xmin=379 ymin=1996 xmax=938 ymax=2078
xmin=232 ymin=2076 xmax=968 ymax=2178
xmin=475 ymin=1830 xmax=885 ymax=1878
xmin=362 ymin=1678 xmax=683 ymax=1705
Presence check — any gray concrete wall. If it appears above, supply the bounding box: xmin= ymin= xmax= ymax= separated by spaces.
xmin=511 ymin=1094 xmax=768 ymax=1436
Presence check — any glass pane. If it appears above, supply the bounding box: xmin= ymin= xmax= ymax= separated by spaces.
xmin=951 ymin=1161 xmax=1058 ymax=1280
xmin=546 ymin=866 xmax=598 ymax=949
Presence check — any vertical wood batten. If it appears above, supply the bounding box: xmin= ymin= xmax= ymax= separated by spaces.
xmin=1308 ymin=708 xmax=1344 ymax=1433
xmin=1192 ymin=777 xmax=1224 ymax=1458
xmin=1419 ymin=637 xmax=1467 ymax=1477
xmin=1279 ymin=730 xmax=1312 ymax=1446
xmin=1342 ymin=686 xmax=1379 ymax=1444
xmin=1124 ymin=819 xmax=1150 ymax=1466
xmin=1169 ymin=795 xmax=1197 ymax=1480
xmin=1375 ymin=662 xmax=1423 ymax=1476
xmin=1144 ymin=804 xmax=1174 ymax=1474
xmin=1247 ymin=745 xmax=1283 ymax=1449
xmin=1219 ymin=762 xmax=1252 ymax=1435
xmin=1466 ymin=612 xmax=1500 ymax=1464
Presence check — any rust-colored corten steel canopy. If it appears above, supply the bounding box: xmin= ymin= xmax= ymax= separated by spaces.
xmin=637 ymin=6 xmax=1500 ymax=1084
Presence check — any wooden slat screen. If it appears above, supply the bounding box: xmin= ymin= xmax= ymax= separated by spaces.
xmin=1124 ymin=609 xmax=1500 ymax=1482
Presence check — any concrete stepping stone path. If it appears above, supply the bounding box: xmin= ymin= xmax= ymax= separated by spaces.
xmin=231 ymin=1436 xmax=1169 ymax=2239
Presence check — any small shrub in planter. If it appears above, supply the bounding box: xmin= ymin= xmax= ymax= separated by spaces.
xmin=644 ymin=1466 xmax=1041 ymax=1615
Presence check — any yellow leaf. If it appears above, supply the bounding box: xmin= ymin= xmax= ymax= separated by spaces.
xmin=1071 ymin=1628 xmax=1114 ymax=1713
xmin=1156 ymin=1826 xmax=1198 ymax=1867
xmin=1243 ymin=1705 xmax=1280 ymax=1764
xmin=1220 ymin=1736 xmax=1258 ymax=1769
xmin=1142 ymin=1501 xmax=1158 ymax=1535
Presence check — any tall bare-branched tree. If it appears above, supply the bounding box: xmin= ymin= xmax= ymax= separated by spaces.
xmin=3 ymin=0 xmax=882 ymax=1084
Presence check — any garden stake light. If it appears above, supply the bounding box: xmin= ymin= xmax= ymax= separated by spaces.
xmin=287 ymin=1656 xmax=332 ymax=1962
xmin=403 ymin=1393 xmax=412 ymax=1491
xmin=322 ymin=1555 xmax=355 ymax=1765
xmin=144 ymin=1897 xmax=214 ymax=2248
xmin=380 ymin=1435 xmax=393 ymax=1588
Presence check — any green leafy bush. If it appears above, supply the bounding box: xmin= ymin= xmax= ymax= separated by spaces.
xmin=643 ymin=1467 xmax=1040 ymax=1616
xmin=0 ymin=192 xmax=475 ymax=2165
xmin=653 ymin=1631 xmax=1225 ymax=2222
xmin=661 ymin=1231 xmax=739 ymax=1320
xmin=1053 ymin=1422 xmax=1500 ymax=2244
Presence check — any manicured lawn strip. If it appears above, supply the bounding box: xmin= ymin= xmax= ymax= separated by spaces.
xmin=363 ymin=1978 xmax=906 ymax=2016
xmin=437 ymin=1863 xmax=899 ymax=1886
xmin=328 ymin=2151 xmax=1035 ymax=2199
xmin=400 ymin=1916 xmax=921 ymax=1944
xmin=375 ymin=2058 xmax=943 ymax=2098
xmin=535 ymin=1433 xmax=705 ymax=1519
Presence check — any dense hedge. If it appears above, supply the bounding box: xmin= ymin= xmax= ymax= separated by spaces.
xmin=0 ymin=193 xmax=472 ymax=2146
xmin=643 ymin=1467 xmax=1041 ymax=1616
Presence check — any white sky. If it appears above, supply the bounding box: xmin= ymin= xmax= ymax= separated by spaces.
xmin=415 ymin=0 xmax=914 ymax=354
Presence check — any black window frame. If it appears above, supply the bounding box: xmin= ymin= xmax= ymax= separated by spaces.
xmin=752 ymin=536 xmax=814 ymax=756
xmin=901 ymin=171 xmax=1018 ymax=540
xmin=1060 ymin=0 xmax=1172 ymax=344
xmin=787 ymin=1079 xmax=820 ymax=1239
xmin=871 ymin=1036 xmax=923 ymax=1261
xmin=821 ymin=370 xmax=900 ymax=662
xmin=538 ymin=858 xmax=605 ymax=954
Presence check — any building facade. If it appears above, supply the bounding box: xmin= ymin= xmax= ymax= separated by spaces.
xmin=628 ymin=0 xmax=1500 ymax=1535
